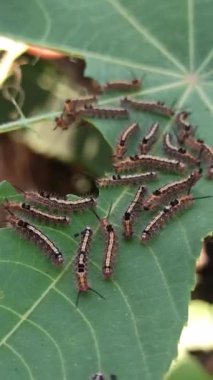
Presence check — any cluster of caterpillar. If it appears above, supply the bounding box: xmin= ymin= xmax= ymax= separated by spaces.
xmin=2 ymin=75 xmax=212 ymax=308
xmin=54 ymin=95 xmax=129 ymax=130
xmin=54 ymin=78 xmax=144 ymax=130
xmin=94 ymin=88 xmax=212 ymax=244
xmin=54 ymin=76 xmax=212 ymax=178
xmin=2 ymin=189 xmax=120 ymax=306
xmin=2 ymin=191 xmax=96 ymax=271
xmin=1 ymin=73 xmax=212 ymax=380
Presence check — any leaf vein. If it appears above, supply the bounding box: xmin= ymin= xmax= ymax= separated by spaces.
xmin=0 ymin=305 xmax=67 ymax=380
xmin=114 ymin=281 xmax=152 ymax=380
xmin=104 ymin=0 xmax=187 ymax=74
xmin=149 ymin=249 xmax=182 ymax=322
xmin=188 ymin=0 xmax=195 ymax=71
xmin=196 ymin=85 xmax=213 ymax=113
xmin=4 ymin=342 xmax=34 ymax=380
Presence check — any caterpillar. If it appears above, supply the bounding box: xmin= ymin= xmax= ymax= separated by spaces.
xmin=200 ymin=142 xmax=213 ymax=164
xmin=54 ymin=112 xmax=78 ymax=130
xmin=113 ymin=154 xmax=186 ymax=174
xmin=103 ymin=78 xmax=141 ymax=92
xmin=139 ymin=122 xmax=159 ymax=154
xmin=74 ymin=227 xmax=104 ymax=306
xmin=63 ymin=95 xmax=97 ymax=113
xmin=183 ymin=138 xmax=213 ymax=160
xmin=122 ymin=186 xmax=147 ymax=239
xmin=141 ymin=195 xmax=212 ymax=243
xmin=5 ymin=211 xmax=64 ymax=265
xmin=179 ymin=136 xmax=213 ymax=171
xmin=93 ymin=209 xmax=118 ymax=278
xmin=120 ymin=97 xmax=174 ymax=117
xmin=54 ymin=96 xmax=98 ymax=130
xmin=22 ymin=190 xmax=97 ymax=213
xmin=114 ymin=122 xmax=139 ymax=160
xmin=96 ymin=172 xmax=158 ymax=188
xmin=143 ymin=169 xmax=202 ymax=210
xmin=4 ymin=201 xmax=70 ymax=224
xmin=175 ymin=111 xmax=196 ymax=133
xmin=182 ymin=136 xmax=204 ymax=152
xmin=101 ymin=219 xmax=118 ymax=278
xmin=78 ymin=105 xmax=129 ymax=119
xmin=175 ymin=111 xmax=196 ymax=143
xmin=163 ymin=133 xmax=200 ymax=166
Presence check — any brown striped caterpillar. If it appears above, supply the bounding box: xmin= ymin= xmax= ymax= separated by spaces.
xmin=54 ymin=112 xmax=78 ymax=130
xmin=113 ymin=154 xmax=186 ymax=174
xmin=114 ymin=122 xmax=139 ymax=160
xmin=183 ymin=136 xmax=204 ymax=152
xmin=78 ymin=105 xmax=129 ymax=119
xmin=141 ymin=195 xmax=213 ymax=243
xmin=143 ymin=169 xmax=202 ymax=210
xmin=74 ymin=226 xmax=104 ymax=306
xmin=120 ymin=97 xmax=174 ymax=117
xmin=54 ymin=95 xmax=98 ymax=130
xmin=5 ymin=211 xmax=64 ymax=265
xmin=4 ymin=201 xmax=70 ymax=224
xmin=64 ymin=95 xmax=97 ymax=113
xmin=122 ymin=186 xmax=147 ymax=239
xmin=139 ymin=122 xmax=159 ymax=154
xmin=175 ymin=111 xmax=196 ymax=132
xmin=103 ymin=78 xmax=141 ymax=92
xmin=175 ymin=111 xmax=196 ymax=143
xmin=201 ymin=143 xmax=213 ymax=179
xmin=93 ymin=209 xmax=118 ymax=278
xmin=22 ymin=190 xmax=97 ymax=213
xmin=163 ymin=133 xmax=200 ymax=166
xmin=96 ymin=172 xmax=158 ymax=188
xmin=200 ymin=142 xmax=213 ymax=164
xmin=180 ymin=137 xmax=213 ymax=177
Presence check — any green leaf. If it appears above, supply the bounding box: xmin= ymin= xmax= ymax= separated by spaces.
xmin=0 ymin=172 xmax=212 ymax=380
xmin=166 ymin=353 xmax=213 ymax=380
xmin=0 ymin=1 xmax=212 ymax=380
xmin=166 ymin=300 xmax=213 ymax=380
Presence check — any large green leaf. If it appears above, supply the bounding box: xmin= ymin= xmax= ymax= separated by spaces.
xmin=166 ymin=353 xmax=213 ymax=380
xmin=167 ymin=300 xmax=213 ymax=379
xmin=0 ymin=1 xmax=212 ymax=380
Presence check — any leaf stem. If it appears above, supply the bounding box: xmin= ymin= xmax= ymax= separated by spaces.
xmin=0 ymin=111 xmax=60 ymax=133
